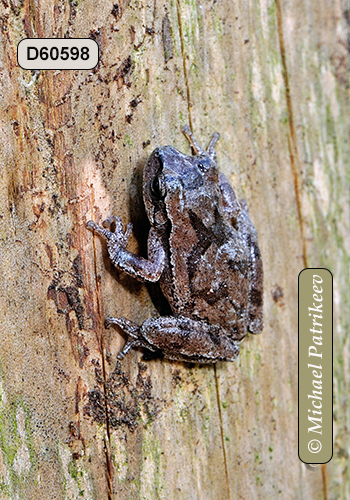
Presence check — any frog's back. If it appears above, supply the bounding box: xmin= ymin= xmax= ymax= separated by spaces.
xmin=159 ymin=209 xmax=251 ymax=340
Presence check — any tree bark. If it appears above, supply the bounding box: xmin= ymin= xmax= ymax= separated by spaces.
xmin=0 ymin=0 xmax=348 ymax=498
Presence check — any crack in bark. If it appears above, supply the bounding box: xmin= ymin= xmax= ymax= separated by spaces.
xmin=174 ymin=3 xmax=232 ymax=495
xmin=214 ymin=364 xmax=231 ymax=499
xmin=176 ymin=0 xmax=193 ymax=131
xmin=321 ymin=463 xmax=329 ymax=500
xmin=275 ymin=0 xmax=308 ymax=269
xmin=275 ymin=2 xmax=329 ymax=500
xmin=89 ymin=189 xmax=113 ymax=500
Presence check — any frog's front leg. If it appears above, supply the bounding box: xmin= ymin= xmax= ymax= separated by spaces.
xmin=87 ymin=217 xmax=166 ymax=282
xmin=107 ymin=315 xmax=240 ymax=363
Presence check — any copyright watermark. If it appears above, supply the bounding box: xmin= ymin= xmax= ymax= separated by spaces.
xmin=308 ymin=439 xmax=322 ymax=454
xmin=298 ymin=269 xmax=333 ymax=464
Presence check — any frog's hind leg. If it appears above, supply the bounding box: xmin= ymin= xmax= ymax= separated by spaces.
xmin=218 ymin=172 xmax=241 ymax=220
xmin=105 ymin=316 xmax=156 ymax=359
xmin=182 ymin=125 xmax=220 ymax=162
xmin=182 ymin=125 xmax=206 ymax=155
xmin=206 ymin=132 xmax=220 ymax=161
xmin=141 ymin=316 xmax=240 ymax=363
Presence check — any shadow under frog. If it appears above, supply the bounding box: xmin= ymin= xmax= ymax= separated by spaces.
xmin=87 ymin=126 xmax=263 ymax=363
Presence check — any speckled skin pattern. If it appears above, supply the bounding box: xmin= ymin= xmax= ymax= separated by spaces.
xmin=87 ymin=126 xmax=263 ymax=363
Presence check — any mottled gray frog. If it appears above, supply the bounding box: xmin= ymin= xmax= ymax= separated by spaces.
xmin=87 ymin=126 xmax=263 ymax=363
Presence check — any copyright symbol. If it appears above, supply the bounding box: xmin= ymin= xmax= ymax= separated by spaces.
xmin=308 ymin=439 xmax=322 ymax=453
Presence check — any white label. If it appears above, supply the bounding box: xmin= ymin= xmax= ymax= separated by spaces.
xmin=17 ymin=39 xmax=99 ymax=70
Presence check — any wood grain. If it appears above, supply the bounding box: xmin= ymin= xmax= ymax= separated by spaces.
xmin=0 ymin=0 xmax=348 ymax=498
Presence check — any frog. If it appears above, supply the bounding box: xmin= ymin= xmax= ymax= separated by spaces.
xmin=87 ymin=125 xmax=263 ymax=363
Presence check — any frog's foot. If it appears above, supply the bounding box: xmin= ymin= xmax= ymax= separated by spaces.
xmin=182 ymin=125 xmax=220 ymax=161
xmin=182 ymin=125 xmax=206 ymax=155
xmin=207 ymin=132 xmax=220 ymax=161
xmin=105 ymin=316 xmax=155 ymax=360
xmin=87 ymin=217 xmax=132 ymax=248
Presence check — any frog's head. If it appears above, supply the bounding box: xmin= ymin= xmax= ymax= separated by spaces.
xmin=143 ymin=145 xmax=220 ymax=227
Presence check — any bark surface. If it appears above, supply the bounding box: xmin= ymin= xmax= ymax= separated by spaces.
xmin=0 ymin=0 xmax=348 ymax=498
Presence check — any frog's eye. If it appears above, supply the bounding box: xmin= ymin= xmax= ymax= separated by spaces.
xmin=151 ymin=175 xmax=167 ymax=199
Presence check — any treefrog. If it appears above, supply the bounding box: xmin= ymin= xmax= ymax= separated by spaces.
xmin=87 ymin=126 xmax=263 ymax=363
